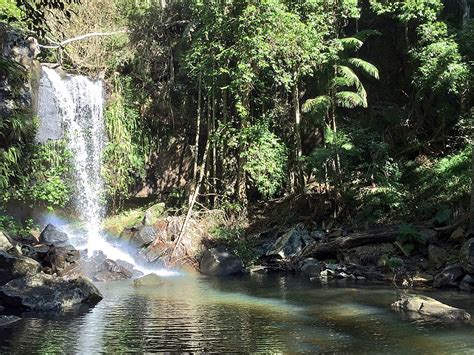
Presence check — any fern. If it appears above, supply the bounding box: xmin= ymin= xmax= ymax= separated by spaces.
xmin=302 ymin=95 xmax=331 ymax=113
xmin=346 ymin=58 xmax=380 ymax=79
xmin=335 ymin=91 xmax=366 ymax=108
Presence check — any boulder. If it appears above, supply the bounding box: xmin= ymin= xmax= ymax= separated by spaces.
xmin=299 ymin=258 xmax=323 ymax=278
xmin=392 ymin=293 xmax=471 ymax=323
xmin=133 ymin=273 xmax=163 ymax=287
xmin=138 ymin=245 xmax=165 ymax=264
xmin=460 ymin=238 xmax=474 ymax=273
xmin=433 ymin=264 xmax=464 ymax=288
xmin=39 ymin=224 xmax=70 ymax=247
xmin=199 ymin=246 xmax=243 ymax=276
xmin=420 ymin=229 xmax=438 ymax=244
xmin=142 ymin=203 xmax=166 ymax=226
xmin=41 ymin=245 xmax=80 ymax=274
xmin=0 ymin=250 xmax=41 ymax=285
xmin=130 ymin=226 xmax=157 ymax=248
xmin=449 ymin=227 xmax=465 ymax=244
xmin=115 ymin=260 xmax=144 ymax=278
xmin=0 ymin=273 xmax=102 ymax=311
xmin=265 ymin=227 xmax=315 ymax=259
xmin=0 ymin=315 xmax=21 ymax=327
xmin=58 ymin=262 xmax=85 ymax=281
xmin=93 ymin=259 xmax=133 ymax=282
xmin=460 ymin=274 xmax=474 ymax=292
xmin=0 ymin=231 xmax=14 ymax=251
xmin=428 ymin=245 xmax=447 ymax=269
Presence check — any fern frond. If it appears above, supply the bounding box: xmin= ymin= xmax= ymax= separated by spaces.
xmin=339 ymin=37 xmax=363 ymax=51
xmin=336 ymin=65 xmax=361 ymax=88
xmin=335 ymin=91 xmax=366 ymax=108
xmin=347 ymin=58 xmax=380 ymax=79
xmin=302 ymin=95 xmax=331 ymax=113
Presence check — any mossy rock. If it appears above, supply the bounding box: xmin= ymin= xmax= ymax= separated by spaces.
xmin=142 ymin=203 xmax=166 ymax=226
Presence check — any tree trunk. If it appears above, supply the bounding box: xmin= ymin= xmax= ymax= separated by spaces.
xmin=192 ymin=77 xmax=202 ymax=185
xmin=470 ymin=142 xmax=474 ymax=232
xmin=235 ymin=93 xmax=249 ymax=207
xmin=171 ymin=132 xmax=211 ymax=262
xmin=293 ymin=83 xmax=304 ymax=190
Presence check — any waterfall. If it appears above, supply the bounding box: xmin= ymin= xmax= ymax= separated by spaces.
xmin=38 ymin=66 xmax=177 ymax=276
xmin=38 ymin=67 xmax=136 ymax=263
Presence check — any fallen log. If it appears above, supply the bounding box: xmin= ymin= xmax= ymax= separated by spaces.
xmin=301 ymin=226 xmax=401 ymax=259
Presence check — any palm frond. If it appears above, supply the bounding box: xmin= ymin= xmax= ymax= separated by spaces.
xmin=335 ymin=91 xmax=366 ymax=108
xmin=302 ymin=95 xmax=331 ymax=113
xmin=336 ymin=65 xmax=361 ymax=88
xmin=339 ymin=37 xmax=363 ymax=51
xmin=347 ymin=58 xmax=380 ymax=79
xmin=353 ymin=30 xmax=381 ymax=42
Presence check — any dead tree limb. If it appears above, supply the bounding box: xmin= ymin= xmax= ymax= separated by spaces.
xmin=38 ymin=30 xmax=128 ymax=49
xmin=170 ymin=132 xmax=211 ymax=262
xmin=301 ymin=226 xmax=401 ymax=259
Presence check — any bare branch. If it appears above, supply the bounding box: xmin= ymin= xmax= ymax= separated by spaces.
xmin=38 ymin=30 xmax=128 ymax=49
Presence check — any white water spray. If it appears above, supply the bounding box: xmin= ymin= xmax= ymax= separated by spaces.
xmin=38 ymin=67 xmax=176 ymax=276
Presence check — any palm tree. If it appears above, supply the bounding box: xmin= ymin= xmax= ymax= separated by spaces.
xmin=303 ymin=32 xmax=379 ymax=182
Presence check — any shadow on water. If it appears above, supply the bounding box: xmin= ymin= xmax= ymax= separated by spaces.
xmin=1 ymin=274 xmax=474 ymax=353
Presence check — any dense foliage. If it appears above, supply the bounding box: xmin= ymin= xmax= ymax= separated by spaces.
xmin=1 ymin=0 xmax=473 ymax=227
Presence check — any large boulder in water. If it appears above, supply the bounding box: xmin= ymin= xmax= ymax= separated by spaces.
xmin=0 ymin=273 xmax=102 ymax=311
xmin=0 ymin=250 xmax=41 ymax=285
xmin=93 ymin=259 xmax=133 ymax=282
xmin=134 ymin=273 xmax=164 ymax=287
xmin=433 ymin=264 xmax=464 ymax=288
xmin=199 ymin=246 xmax=243 ymax=276
xmin=39 ymin=224 xmax=70 ymax=247
xmin=460 ymin=238 xmax=474 ymax=273
xmin=392 ymin=293 xmax=471 ymax=323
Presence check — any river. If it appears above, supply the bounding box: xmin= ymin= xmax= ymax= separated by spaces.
xmin=1 ymin=274 xmax=474 ymax=353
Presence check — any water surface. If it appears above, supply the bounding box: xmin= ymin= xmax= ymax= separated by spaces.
xmin=1 ymin=274 xmax=474 ymax=353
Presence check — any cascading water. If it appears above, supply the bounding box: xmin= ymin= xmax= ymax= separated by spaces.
xmin=38 ymin=66 xmax=174 ymax=274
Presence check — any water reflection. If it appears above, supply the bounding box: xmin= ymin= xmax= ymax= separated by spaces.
xmin=1 ymin=274 xmax=474 ymax=353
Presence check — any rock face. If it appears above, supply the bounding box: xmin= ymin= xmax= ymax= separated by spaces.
xmin=0 ymin=273 xmax=102 ymax=311
xmin=0 ymin=24 xmax=39 ymax=123
xmin=433 ymin=264 xmax=464 ymax=288
xmin=39 ymin=224 xmax=70 ymax=247
xmin=200 ymin=246 xmax=243 ymax=276
xmin=0 ymin=250 xmax=41 ymax=285
xmin=460 ymin=238 xmax=474 ymax=273
xmin=392 ymin=293 xmax=471 ymax=323
xmin=0 ymin=231 xmax=14 ymax=251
